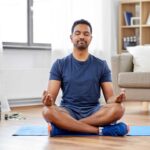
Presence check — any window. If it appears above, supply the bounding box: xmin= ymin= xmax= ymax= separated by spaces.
xmin=0 ymin=0 xmax=27 ymax=42
xmin=34 ymin=0 xmax=103 ymax=51
xmin=0 ymin=0 xmax=103 ymax=51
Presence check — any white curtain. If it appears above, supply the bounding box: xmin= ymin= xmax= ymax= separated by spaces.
xmin=0 ymin=0 xmax=118 ymax=62
xmin=0 ymin=3 xmax=3 ymax=52
xmin=0 ymin=25 xmax=2 ymax=52
xmin=34 ymin=0 xmax=103 ymax=52
xmin=101 ymin=0 xmax=119 ymax=64
xmin=34 ymin=0 xmax=118 ymax=62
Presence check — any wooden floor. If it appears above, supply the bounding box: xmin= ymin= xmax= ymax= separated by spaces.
xmin=0 ymin=102 xmax=150 ymax=150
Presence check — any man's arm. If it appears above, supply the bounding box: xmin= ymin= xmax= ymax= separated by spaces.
xmin=101 ymin=82 xmax=126 ymax=104
xmin=42 ymin=80 xmax=61 ymax=106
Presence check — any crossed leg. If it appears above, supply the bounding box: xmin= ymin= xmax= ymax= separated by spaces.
xmin=42 ymin=103 xmax=125 ymax=134
xmin=80 ymin=103 xmax=125 ymax=126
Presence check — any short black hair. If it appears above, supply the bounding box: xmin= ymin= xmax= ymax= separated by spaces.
xmin=71 ymin=19 xmax=92 ymax=34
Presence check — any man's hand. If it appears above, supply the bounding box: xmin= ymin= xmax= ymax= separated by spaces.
xmin=115 ymin=89 xmax=126 ymax=103
xmin=42 ymin=90 xmax=54 ymax=106
xmin=107 ymin=89 xmax=126 ymax=104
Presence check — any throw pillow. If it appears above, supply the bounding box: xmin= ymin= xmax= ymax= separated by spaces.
xmin=127 ymin=46 xmax=150 ymax=72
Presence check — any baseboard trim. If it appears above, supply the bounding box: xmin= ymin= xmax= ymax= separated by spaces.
xmin=8 ymin=97 xmax=42 ymax=107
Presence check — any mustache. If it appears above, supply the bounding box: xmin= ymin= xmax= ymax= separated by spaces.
xmin=78 ymin=38 xmax=85 ymax=41
xmin=77 ymin=39 xmax=86 ymax=43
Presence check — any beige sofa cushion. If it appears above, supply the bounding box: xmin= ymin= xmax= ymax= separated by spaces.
xmin=124 ymin=88 xmax=150 ymax=101
xmin=127 ymin=46 xmax=150 ymax=72
xmin=118 ymin=72 xmax=150 ymax=88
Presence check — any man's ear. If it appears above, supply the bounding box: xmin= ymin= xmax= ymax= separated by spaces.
xmin=70 ymin=35 xmax=72 ymax=40
xmin=90 ymin=35 xmax=93 ymax=43
xmin=70 ymin=35 xmax=73 ymax=41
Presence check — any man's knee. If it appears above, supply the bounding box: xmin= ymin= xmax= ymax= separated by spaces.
xmin=112 ymin=103 xmax=125 ymax=119
xmin=42 ymin=105 xmax=56 ymax=122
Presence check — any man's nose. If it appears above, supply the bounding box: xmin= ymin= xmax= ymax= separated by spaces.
xmin=79 ymin=33 xmax=84 ymax=39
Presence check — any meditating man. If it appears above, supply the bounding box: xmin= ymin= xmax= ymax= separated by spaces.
xmin=42 ymin=19 xmax=129 ymax=136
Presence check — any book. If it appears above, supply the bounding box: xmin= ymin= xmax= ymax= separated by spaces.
xmin=124 ymin=11 xmax=133 ymax=26
xmin=146 ymin=13 xmax=150 ymax=25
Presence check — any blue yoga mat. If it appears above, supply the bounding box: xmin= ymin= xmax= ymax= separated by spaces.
xmin=13 ymin=125 xmax=48 ymax=136
xmin=128 ymin=126 xmax=150 ymax=136
xmin=13 ymin=125 xmax=150 ymax=136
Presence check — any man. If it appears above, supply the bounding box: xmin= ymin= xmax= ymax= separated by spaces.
xmin=42 ymin=19 xmax=129 ymax=136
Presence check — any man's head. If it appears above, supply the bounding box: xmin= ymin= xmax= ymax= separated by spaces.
xmin=71 ymin=19 xmax=92 ymax=34
xmin=70 ymin=19 xmax=93 ymax=51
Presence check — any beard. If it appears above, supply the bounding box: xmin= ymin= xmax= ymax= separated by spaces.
xmin=74 ymin=40 xmax=89 ymax=50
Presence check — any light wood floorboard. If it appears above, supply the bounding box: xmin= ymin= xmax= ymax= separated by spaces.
xmin=0 ymin=102 xmax=150 ymax=150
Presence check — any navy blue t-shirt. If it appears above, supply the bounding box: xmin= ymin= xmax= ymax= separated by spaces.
xmin=49 ymin=54 xmax=111 ymax=116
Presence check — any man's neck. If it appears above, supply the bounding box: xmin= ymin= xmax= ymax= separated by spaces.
xmin=72 ymin=48 xmax=89 ymax=61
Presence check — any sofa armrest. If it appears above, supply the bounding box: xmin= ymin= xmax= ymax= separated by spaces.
xmin=111 ymin=53 xmax=133 ymax=94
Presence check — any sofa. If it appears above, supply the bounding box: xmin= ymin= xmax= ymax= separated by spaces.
xmin=111 ymin=53 xmax=150 ymax=103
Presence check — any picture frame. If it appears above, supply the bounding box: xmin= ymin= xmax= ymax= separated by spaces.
xmin=131 ymin=17 xmax=140 ymax=26
xmin=146 ymin=13 xmax=150 ymax=25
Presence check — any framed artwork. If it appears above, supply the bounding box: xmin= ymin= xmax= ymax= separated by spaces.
xmin=131 ymin=17 xmax=140 ymax=25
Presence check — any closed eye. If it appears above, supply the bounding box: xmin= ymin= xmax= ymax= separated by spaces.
xmin=75 ymin=31 xmax=80 ymax=35
xmin=84 ymin=32 xmax=90 ymax=36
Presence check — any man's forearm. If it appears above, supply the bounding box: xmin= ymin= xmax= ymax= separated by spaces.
xmin=106 ymin=96 xmax=117 ymax=104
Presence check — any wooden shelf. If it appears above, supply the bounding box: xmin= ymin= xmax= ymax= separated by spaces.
xmin=121 ymin=0 xmax=141 ymax=4
xmin=118 ymin=0 xmax=150 ymax=54
xmin=141 ymin=25 xmax=150 ymax=27
xmin=121 ymin=25 xmax=140 ymax=28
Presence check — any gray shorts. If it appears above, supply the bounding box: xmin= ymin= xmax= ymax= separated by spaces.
xmin=60 ymin=104 xmax=101 ymax=120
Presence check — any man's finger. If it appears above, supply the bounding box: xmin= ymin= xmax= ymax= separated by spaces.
xmin=121 ymin=88 xmax=125 ymax=93
xmin=43 ymin=94 xmax=53 ymax=106
xmin=47 ymin=95 xmax=54 ymax=105
xmin=43 ymin=90 xmax=47 ymax=96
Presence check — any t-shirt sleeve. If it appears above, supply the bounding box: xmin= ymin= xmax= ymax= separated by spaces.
xmin=49 ymin=59 xmax=62 ymax=81
xmin=100 ymin=60 xmax=112 ymax=83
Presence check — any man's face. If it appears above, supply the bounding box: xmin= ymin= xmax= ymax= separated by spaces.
xmin=70 ymin=24 xmax=92 ymax=50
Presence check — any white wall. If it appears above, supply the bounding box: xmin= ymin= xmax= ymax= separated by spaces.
xmin=0 ymin=0 xmax=120 ymax=106
xmin=0 ymin=49 xmax=67 ymax=106
xmin=0 ymin=24 xmax=2 ymax=52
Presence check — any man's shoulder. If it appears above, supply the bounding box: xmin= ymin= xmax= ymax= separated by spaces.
xmin=57 ymin=54 xmax=72 ymax=64
xmin=90 ymin=54 xmax=107 ymax=65
xmin=51 ymin=54 xmax=71 ymax=74
xmin=54 ymin=54 xmax=72 ymax=69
